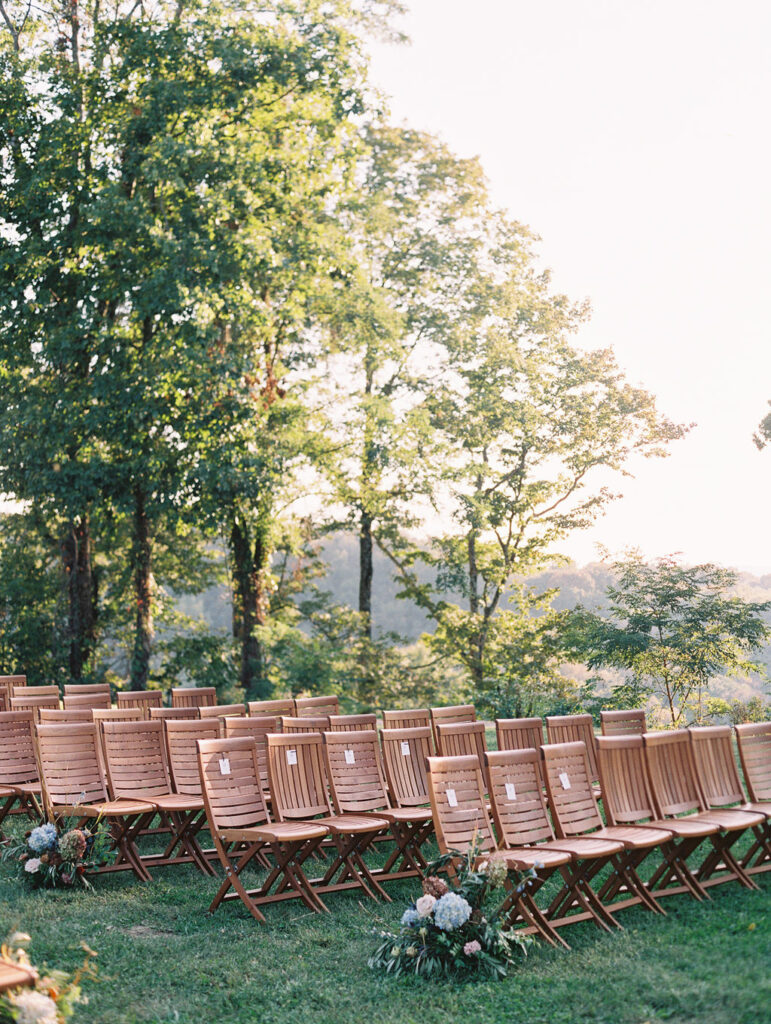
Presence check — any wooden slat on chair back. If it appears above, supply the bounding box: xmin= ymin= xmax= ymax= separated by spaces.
xmin=323 ymin=730 xmax=388 ymax=814
xmin=102 ymin=720 xmax=171 ymax=798
xmin=150 ymin=706 xmax=199 ymax=721
xmin=425 ymin=754 xmax=497 ymax=856
xmin=600 ymin=709 xmax=646 ymax=736
xmin=294 ymin=695 xmax=339 ymax=719
xmin=546 ymin=714 xmax=599 ymax=782
xmin=643 ymin=730 xmax=704 ymax=818
xmin=380 ymin=727 xmax=432 ymax=808
xmin=224 ymin=716 xmax=281 ymax=800
xmin=116 ymin=690 xmax=163 ymax=718
xmin=165 ymin=719 xmax=221 ymax=796
xmin=63 ymin=691 xmax=111 ymax=712
xmin=689 ymin=726 xmax=745 ymax=807
xmin=199 ymin=703 xmax=247 ymax=730
xmin=10 ymin=694 xmax=59 ymax=722
xmin=735 ymin=722 xmax=771 ymax=802
xmin=495 ymin=718 xmax=545 ymax=785
xmin=0 ymin=685 xmax=9 ymax=713
xmin=267 ymin=732 xmax=330 ymax=821
xmin=382 ymin=708 xmax=431 ymax=731
xmin=429 ymin=705 xmax=476 ymax=748
xmin=0 ymin=711 xmax=39 ymax=788
xmin=36 ymin=723 xmax=108 ymax=807
xmin=39 ymin=708 xmax=93 ymax=723
xmin=171 ymin=687 xmax=217 ymax=709
xmin=248 ymin=698 xmax=295 ymax=718
xmin=327 ymin=713 xmax=377 ymax=733
xmin=13 ymin=684 xmax=58 ymax=698
xmin=63 ymin=683 xmax=110 ymax=697
xmin=596 ymin=734 xmax=658 ymax=826
xmin=281 ymin=715 xmax=330 ymax=734
xmin=0 ymin=675 xmax=26 ymax=689
xmin=486 ymin=748 xmax=554 ymax=847
xmin=542 ymin=740 xmax=603 ymax=838
xmin=198 ymin=736 xmax=270 ymax=830
xmin=435 ymin=721 xmax=489 ymax=790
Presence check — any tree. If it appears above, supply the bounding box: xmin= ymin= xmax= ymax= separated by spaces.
xmin=567 ymin=554 xmax=771 ymax=726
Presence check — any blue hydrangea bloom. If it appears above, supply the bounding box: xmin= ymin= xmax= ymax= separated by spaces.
xmin=28 ymin=823 xmax=58 ymax=853
xmin=433 ymin=892 xmax=472 ymax=931
xmin=401 ymin=908 xmax=420 ymax=927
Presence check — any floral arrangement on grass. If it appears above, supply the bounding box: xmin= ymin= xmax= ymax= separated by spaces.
xmin=2 ymin=819 xmax=112 ymax=890
xmin=369 ymin=841 xmax=535 ymax=981
xmin=0 ymin=932 xmax=97 ymax=1024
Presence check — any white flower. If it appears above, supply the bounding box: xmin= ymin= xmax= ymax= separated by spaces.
xmin=8 ymin=990 xmax=58 ymax=1024
xmin=415 ymin=893 xmax=436 ymax=918
xmin=24 ymin=858 xmax=41 ymax=873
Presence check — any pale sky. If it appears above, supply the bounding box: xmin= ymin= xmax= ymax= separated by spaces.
xmin=369 ymin=0 xmax=771 ymax=573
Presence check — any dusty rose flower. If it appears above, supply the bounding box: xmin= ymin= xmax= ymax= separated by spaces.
xmin=421 ymin=875 xmax=449 ymax=898
xmin=463 ymin=940 xmax=482 ymax=956
xmin=415 ymin=894 xmax=436 ymax=918
xmin=24 ymin=858 xmax=41 ymax=873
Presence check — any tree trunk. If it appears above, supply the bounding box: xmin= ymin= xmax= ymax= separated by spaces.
xmin=230 ymin=520 xmax=270 ymax=701
xmin=130 ymin=487 xmax=154 ymax=689
xmin=61 ymin=513 xmax=97 ymax=679
xmin=467 ymin=529 xmax=485 ymax=689
xmin=358 ymin=510 xmax=373 ymax=641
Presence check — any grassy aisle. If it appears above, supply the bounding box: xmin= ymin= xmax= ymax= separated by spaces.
xmin=1 ymin=840 xmax=769 ymax=1024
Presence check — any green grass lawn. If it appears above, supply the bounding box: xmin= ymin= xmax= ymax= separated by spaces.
xmin=2 ymin=822 xmax=769 ymax=1024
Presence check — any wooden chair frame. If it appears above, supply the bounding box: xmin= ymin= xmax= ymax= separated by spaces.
xmin=429 ymin=704 xmax=475 ymax=749
xmin=546 ymin=715 xmax=601 ymax=793
xmin=495 ymin=718 xmax=545 ymax=787
xmin=0 ymin=711 xmax=42 ymax=828
xmin=380 ymin=726 xmax=433 ymax=811
xmin=600 ymin=709 xmax=646 ymax=737
xmin=435 ymin=720 xmax=490 ymax=791
xmin=224 ymin=716 xmax=282 ymax=804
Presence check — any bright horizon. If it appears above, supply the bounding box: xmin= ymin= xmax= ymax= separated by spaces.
xmin=369 ymin=0 xmax=771 ymax=574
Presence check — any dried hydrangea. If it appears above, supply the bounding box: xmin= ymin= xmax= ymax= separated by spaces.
xmin=482 ymin=855 xmax=509 ymax=889
xmin=421 ymin=875 xmax=449 ymax=899
xmin=58 ymin=829 xmax=87 ymax=862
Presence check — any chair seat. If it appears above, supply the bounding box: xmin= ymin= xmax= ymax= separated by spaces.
xmin=546 ymin=836 xmax=625 ymax=858
xmin=317 ymin=814 xmax=389 ymax=834
xmin=143 ymin=793 xmax=204 ymax=813
xmin=12 ymin=782 xmax=41 ymax=795
xmin=488 ymin=846 xmax=572 ymax=871
xmin=740 ymin=801 xmax=771 ymax=818
xmin=58 ymin=799 xmax=156 ymax=816
xmin=221 ymin=821 xmax=328 ymax=843
xmin=0 ymin=785 xmax=17 ymax=797
xmin=591 ymin=825 xmax=673 ymax=848
xmin=700 ymin=808 xmax=765 ymax=831
xmin=649 ymin=816 xmax=718 ymax=838
xmin=372 ymin=807 xmax=433 ymax=825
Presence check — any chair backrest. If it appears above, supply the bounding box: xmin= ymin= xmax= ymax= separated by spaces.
xmin=495 ymin=717 xmax=545 ymax=785
xmin=10 ymin=694 xmax=59 ymax=722
xmin=429 ymin=705 xmax=476 ymax=747
xmin=435 ymin=721 xmax=489 ymax=791
xmin=600 ymin=709 xmax=646 ymax=737
xmin=596 ymin=734 xmax=659 ymax=826
xmin=281 ymin=715 xmax=330 ymax=734
xmin=63 ymin=691 xmax=111 ymax=712
xmin=327 ymin=713 xmax=377 ymax=733
xmin=688 ymin=725 xmax=746 ymax=808
xmin=0 ymin=674 xmax=26 ymax=688
xmin=485 ymin=748 xmax=555 ymax=847
xmin=149 ymin=706 xmax=200 ymax=721
xmin=198 ymin=736 xmax=271 ymax=832
xmin=380 ymin=726 xmax=432 ymax=808
xmin=0 ymin=684 xmax=9 ymax=713
xmin=0 ymin=711 xmax=39 ymax=788
xmin=735 ymin=721 xmax=771 ymax=802
xmin=223 ymin=716 xmax=281 ymax=800
xmin=425 ymin=754 xmax=497 ymax=857
xmin=12 ymin=684 xmax=59 ymax=698
xmin=171 ymin=686 xmax=217 ymax=709
xmin=267 ymin=732 xmax=331 ymax=821
xmin=323 ymin=730 xmax=389 ymax=814
xmin=165 ymin=718 xmax=221 ymax=796
xmin=198 ymin=703 xmax=247 ymax=728
xmin=381 ymin=708 xmax=431 ymax=732
xmin=643 ymin=730 xmax=706 ymax=819
xmin=546 ymin=714 xmax=599 ymax=783
xmin=92 ymin=707 xmax=143 ymax=725
xmin=294 ymin=695 xmax=339 ymax=718
xmin=36 ymin=723 xmax=108 ymax=811
xmin=63 ymin=683 xmax=110 ymax=697
xmin=116 ymin=690 xmax=164 ymax=719
xmin=248 ymin=698 xmax=296 ymax=717
xmin=102 ymin=720 xmax=172 ymax=799
xmin=541 ymin=740 xmax=604 ymax=838
xmin=39 ymin=708 xmax=93 ymax=723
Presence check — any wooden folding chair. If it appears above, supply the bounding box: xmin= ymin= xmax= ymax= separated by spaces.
xmin=429 ymin=704 xmax=475 ymax=749
xmin=0 ymin=711 xmax=42 ymax=827
xmin=248 ymin=698 xmax=295 ymax=717
xmin=643 ymin=730 xmax=763 ymax=891
xmin=281 ymin=715 xmax=330 ymax=734
xmin=382 ymin=708 xmax=432 ymax=733
xmin=435 ymin=720 xmax=490 ymax=792
xmin=546 ymin=715 xmax=601 ymax=797
xmin=542 ymin=740 xmax=672 ymax=915
xmin=496 ymin=717 xmax=546 ymax=786
xmin=224 ymin=716 xmax=282 ymax=804
xmin=0 ymin=674 xmax=26 ymax=689
xmin=10 ymin=693 xmax=60 ymax=723
xmin=597 ymin=733 xmax=718 ymax=902
xmin=165 ymin=718 xmax=221 ymax=798
xmin=328 ymin=713 xmax=377 ymax=732
xmin=199 ymin=703 xmax=247 ymax=732
xmin=735 ymin=721 xmax=771 ymax=803
xmin=294 ymin=695 xmax=339 ymax=718
xmin=39 ymin=708 xmax=93 ymax=723
xmin=323 ymin=729 xmax=433 ymax=881
xmin=171 ymin=687 xmax=217 ymax=709
xmin=36 ymin=722 xmax=156 ymax=881
xmin=0 ymin=677 xmax=27 ymax=714
xmin=116 ymin=690 xmax=163 ymax=719
xmin=198 ymin=736 xmax=329 ymax=920
xmin=689 ymin=725 xmax=771 ymax=876
xmin=380 ymin=726 xmax=433 ymax=812
xmin=426 ymin=753 xmax=573 ymax=947
xmin=63 ymin=691 xmax=111 ymax=712
xmin=267 ymin=732 xmax=389 ymax=902
xmin=150 ymin=706 xmax=200 ymax=721
xmin=486 ymin=748 xmax=626 ymax=938
xmin=101 ymin=720 xmax=214 ymax=875
xmin=92 ymin=707 xmax=143 ymax=763
xmin=600 ymin=709 xmax=646 ymax=736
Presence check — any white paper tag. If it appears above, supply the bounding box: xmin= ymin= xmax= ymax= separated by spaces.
xmin=218 ymin=758 xmax=230 ymax=776
xmin=559 ymin=772 xmax=571 ymax=790
xmin=344 ymin=749 xmax=355 ymax=764
xmin=505 ymin=782 xmax=517 ymax=800
xmin=287 ymin=749 xmax=297 ymax=766
xmin=401 ymin=741 xmax=410 ymax=755
xmin=446 ymin=788 xmax=458 ymax=807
